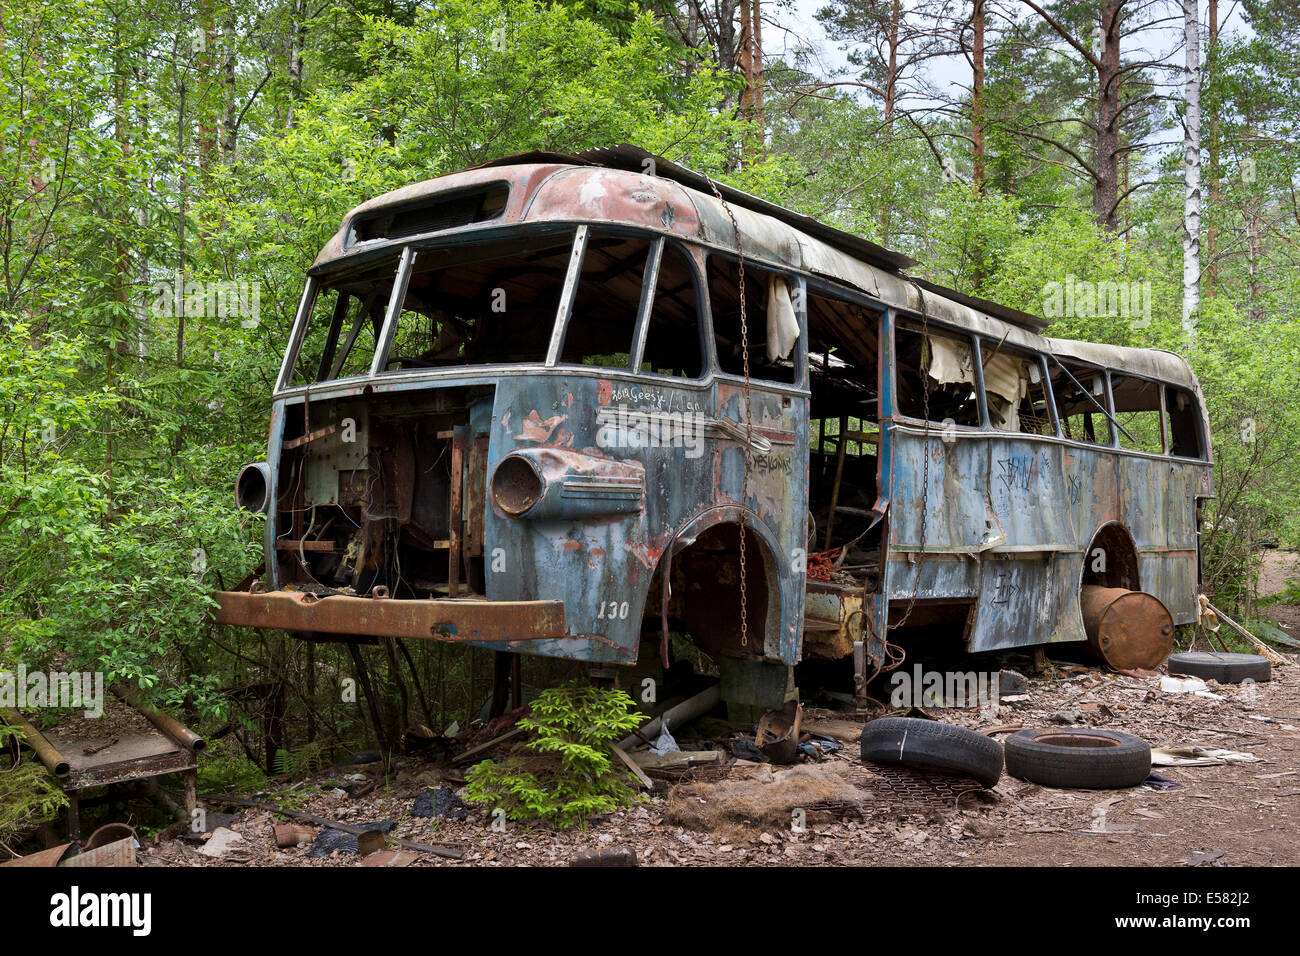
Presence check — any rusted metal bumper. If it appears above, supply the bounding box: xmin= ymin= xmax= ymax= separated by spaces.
xmin=213 ymin=589 xmax=566 ymax=643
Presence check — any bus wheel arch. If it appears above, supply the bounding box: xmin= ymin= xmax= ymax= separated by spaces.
xmin=1081 ymin=521 xmax=1141 ymax=591
xmin=662 ymin=511 xmax=784 ymax=662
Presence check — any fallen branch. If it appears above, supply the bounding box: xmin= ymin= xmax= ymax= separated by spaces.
xmin=201 ymin=793 xmax=463 ymax=860
xmin=452 ymin=725 xmax=527 ymax=765
xmin=1204 ymin=601 xmax=1293 ymax=667
xmin=609 ymin=743 xmax=654 ymax=790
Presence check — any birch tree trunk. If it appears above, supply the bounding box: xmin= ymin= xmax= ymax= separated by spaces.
xmin=972 ymin=0 xmax=986 ymax=194
xmin=1183 ymin=0 xmax=1201 ymax=336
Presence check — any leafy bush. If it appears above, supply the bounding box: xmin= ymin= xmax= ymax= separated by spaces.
xmin=464 ymin=683 xmax=647 ymax=828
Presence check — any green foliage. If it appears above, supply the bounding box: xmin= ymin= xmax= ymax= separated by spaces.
xmin=271 ymin=742 xmax=328 ymax=777
xmin=0 ymin=721 xmax=69 ymax=844
xmin=463 ymin=683 xmax=646 ymax=828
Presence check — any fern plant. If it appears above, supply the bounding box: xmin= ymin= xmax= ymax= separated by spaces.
xmin=464 ymin=683 xmax=647 ymax=828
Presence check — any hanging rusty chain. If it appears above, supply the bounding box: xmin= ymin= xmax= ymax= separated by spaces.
xmin=703 ymin=173 xmax=752 ymax=650
xmin=889 ymin=279 xmax=932 ymax=632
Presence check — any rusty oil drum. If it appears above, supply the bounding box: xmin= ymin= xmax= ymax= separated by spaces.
xmin=1080 ymin=585 xmax=1175 ymax=670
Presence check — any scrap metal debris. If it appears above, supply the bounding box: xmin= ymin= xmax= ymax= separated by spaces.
xmin=411 ymin=786 xmax=468 ymax=820
xmin=306 ymin=820 xmax=395 ymax=858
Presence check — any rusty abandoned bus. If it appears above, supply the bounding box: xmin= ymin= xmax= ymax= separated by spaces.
xmin=214 ymin=145 xmax=1212 ymax=713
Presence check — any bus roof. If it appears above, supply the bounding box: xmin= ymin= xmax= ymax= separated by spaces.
xmin=310 ymin=146 xmax=1200 ymax=393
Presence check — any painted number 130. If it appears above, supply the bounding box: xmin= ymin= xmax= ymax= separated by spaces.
xmin=597 ymin=600 xmax=630 ymax=620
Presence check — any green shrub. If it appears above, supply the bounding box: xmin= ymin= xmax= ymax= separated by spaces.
xmin=464 ymin=683 xmax=647 ymax=828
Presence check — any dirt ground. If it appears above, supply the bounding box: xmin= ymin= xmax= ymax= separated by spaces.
xmin=131 ymin=655 xmax=1300 ymax=868
xmin=121 ymin=550 xmax=1300 ymax=868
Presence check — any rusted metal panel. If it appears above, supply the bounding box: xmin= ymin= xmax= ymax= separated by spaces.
xmin=1139 ymin=550 xmax=1200 ymax=624
xmin=987 ymin=437 xmax=1076 ymax=549
xmin=477 ymin=371 xmax=806 ymax=665
xmin=887 ymin=427 xmax=990 ymax=554
xmin=213 ymin=590 xmax=565 ymax=644
xmin=971 ymin=553 xmax=1082 ymax=651
xmin=527 ymin=167 xmax=700 ymax=238
xmin=886 ymin=421 xmax=1209 ymax=650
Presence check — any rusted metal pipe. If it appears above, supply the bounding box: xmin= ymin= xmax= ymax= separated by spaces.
xmin=449 ymin=427 xmax=466 ymax=598
xmin=1080 ymin=585 xmax=1174 ymax=671
xmin=617 ymin=683 xmax=720 ymax=751
xmin=2 ymin=707 xmax=70 ymax=777
xmin=824 ymin=415 xmax=848 ymax=549
xmin=110 ymin=685 xmax=206 ymax=753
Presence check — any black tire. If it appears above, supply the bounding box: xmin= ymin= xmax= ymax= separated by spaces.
xmin=1004 ymin=728 xmax=1150 ymax=789
xmin=1167 ymin=651 xmax=1270 ymax=684
xmin=860 ymin=717 xmax=1003 ymax=788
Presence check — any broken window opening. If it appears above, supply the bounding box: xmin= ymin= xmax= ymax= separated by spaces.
xmin=980 ymin=341 xmax=1053 ymax=435
xmin=895 ymin=325 xmax=982 ymax=427
xmin=638 ymin=243 xmax=705 ymax=379
xmin=708 ymin=255 xmax=799 ymax=384
xmin=1050 ymin=361 xmax=1112 ymax=446
xmin=806 ymin=288 xmax=882 ymax=585
xmin=1165 ymin=385 xmax=1205 ymax=459
xmin=1110 ymin=373 xmax=1165 ymax=455
xmin=557 ymin=232 xmax=651 ymax=368
xmin=290 ymin=261 xmax=398 ymax=386
xmin=384 ymin=232 xmax=573 ymax=371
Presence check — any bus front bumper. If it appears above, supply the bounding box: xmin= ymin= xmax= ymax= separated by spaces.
xmin=213 ymin=589 xmax=566 ymax=644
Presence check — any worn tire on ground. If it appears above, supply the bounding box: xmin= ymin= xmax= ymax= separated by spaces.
xmin=1167 ymin=651 xmax=1270 ymax=684
xmin=1004 ymin=728 xmax=1151 ymax=789
xmin=860 ymin=717 xmax=1003 ymax=788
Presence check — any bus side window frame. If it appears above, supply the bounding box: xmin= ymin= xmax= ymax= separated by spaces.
xmin=632 ymin=238 xmax=711 ymax=382
xmin=1164 ymin=382 xmax=1207 ymax=460
xmin=892 ymin=319 xmax=986 ymax=430
xmin=703 ymin=251 xmax=804 ymax=389
xmin=1051 ymin=358 xmax=1111 ymax=447
xmin=1041 ymin=353 xmax=1062 ymax=437
xmin=975 ymin=336 xmax=1061 ymax=437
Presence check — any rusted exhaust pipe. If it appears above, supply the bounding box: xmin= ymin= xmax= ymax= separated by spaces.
xmin=1081 ymin=585 xmax=1174 ymax=671
xmin=2 ymin=707 xmax=70 ymax=777
xmin=111 ymin=685 xmax=206 ymax=753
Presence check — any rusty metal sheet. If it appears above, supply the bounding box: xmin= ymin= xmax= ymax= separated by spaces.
xmin=59 ymin=838 xmax=137 ymax=868
xmin=0 ymin=844 xmax=73 ymax=867
xmin=1139 ymin=551 xmax=1200 ymax=624
xmin=213 ymin=590 xmax=565 ymax=643
xmin=482 ymin=372 xmax=807 ymax=665
xmin=888 ymin=427 xmax=989 ymax=553
xmin=987 ymin=437 xmax=1076 ymax=549
xmin=971 ymin=553 xmax=1084 ymax=651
